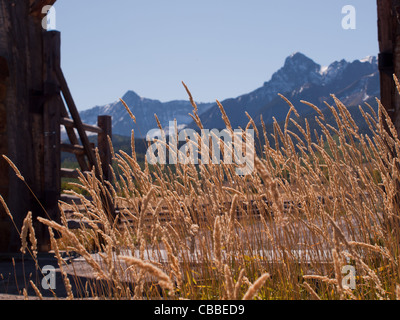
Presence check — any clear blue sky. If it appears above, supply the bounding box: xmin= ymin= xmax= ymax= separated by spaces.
xmin=53 ymin=0 xmax=378 ymax=111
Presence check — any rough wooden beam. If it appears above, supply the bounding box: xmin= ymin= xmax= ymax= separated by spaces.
xmin=378 ymin=0 xmax=393 ymax=52
xmin=0 ymin=56 xmax=8 ymax=79
xmin=42 ymin=31 xmax=61 ymax=248
xmin=97 ymin=115 xmax=112 ymax=182
xmin=0 ymin=55 xmax=9 ymax=251
xmin=55 ymin=66 xmax=100 ymax=175
xmin=60 ymin=143 xmax=86 ymax=155
xmin=60 ymin=168 xmax=91 ymax=179
xmin=377 ymin=0 xmax=400 ymax=241
xmin=0 ymin=0 xmax=37 ymax=252
xmin=30 ymin=0 xmax=57 ymax=18
xmin=61 ymin=117 xmax=103 ymax=134
xmin=58 ymin=98 xmax=90 ymax=172
xmin=377 ymin=0 xmax=395 ymax=120
xmin=393 ymin=0 xmax=400 ymax=134
xmin=60 ymin=168 xmax=79 ymax=179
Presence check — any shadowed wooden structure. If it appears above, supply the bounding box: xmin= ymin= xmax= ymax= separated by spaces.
xmin=377 ymin=1 xmax=400 ymax=222
xmin=377 ymin=0 xmax=400 ymax=131
xmin=0 ymin=0 xmax=113 ymax=252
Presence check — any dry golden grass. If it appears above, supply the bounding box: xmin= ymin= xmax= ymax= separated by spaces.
xmin=3 ymin=79 xmax=400 ymax=300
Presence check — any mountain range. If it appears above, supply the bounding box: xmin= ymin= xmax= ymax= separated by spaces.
xmin=79 ymin=52 xmax=379 ymax=138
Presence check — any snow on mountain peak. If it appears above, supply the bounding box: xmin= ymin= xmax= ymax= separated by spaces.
xmin=284 ymin=52 xmax=319 ymax=67
xmin=79 ymin=52 xmax=379 ymax=138
xmin=264 ymin=52 xmax=322 ymax=91
xmin=319 ymin=65 xmax=329 ymax=75
xmin=359 ymin=55 xmax=377 ymax=65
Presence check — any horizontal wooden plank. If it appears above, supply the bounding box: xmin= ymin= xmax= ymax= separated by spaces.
xmin=60 ymin=117 xmax=103 ymax=134
xmin=56 ymin=66 xmax=98 ymax=173
xmin=58 ymin=100 xmax=90 ymax=172
xmin=60 ymin=143 xmax=85 ymax=155
xmin=60 ymin=168 xmax=92 ymax=179
xmin=60 ymin=168 xmax=80 ymax=179
xmin=59 ymin=193 xmax=82 ymax=205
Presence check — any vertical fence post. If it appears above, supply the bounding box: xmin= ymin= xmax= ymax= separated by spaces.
xmin=392 ymin=0 xmax=400 ymax=134
xmin=98 ymin=115 xmax=112 ymax=182
xmin=377 ymin=0 xmax=400 ymax=241
xmin=41 ymin=30 xmax=61 ymax=250
xmin=97 ymin=115 xmax=115 ymax=224
xmin=377 ymin=0 xmax=395 ymax=121
xmin=0 ymin=57 xmax=9 ymax=251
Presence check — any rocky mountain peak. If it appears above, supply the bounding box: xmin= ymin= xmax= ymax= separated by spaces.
xmin=78 ymin=53 xmax=379 ymax=138
xmin=121 ymin=90 xmax=142 ymax=102
xmin=265 ymin=52 xmax=322 ymax=90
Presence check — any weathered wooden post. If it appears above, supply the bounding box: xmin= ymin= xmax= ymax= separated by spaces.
xmin=97 ymin=115 xmax=115 ymax=223
xmin=0 ymin=0 xmax=116 ymax=254
xmin=41 ymin=30 xmax=61 ymax=250
xmin=1 ymin=0 xmax=41 ymax=252
xmin=377 ymin=0 xmax=400 ymax=133
xmin=377 ymin=0 xmax=396 ymax=121
xmin=377 ymin=0 xmax=400 ymax=237
xmin=98 ymin=115 xmax=112 ymax=182
xmin=0 ymin=0 xmax=57 ymax=252
xmin=0 ymin=57 xmax=10 ymax=250
xmin=393 ymin=0 xmax=400 ymax=132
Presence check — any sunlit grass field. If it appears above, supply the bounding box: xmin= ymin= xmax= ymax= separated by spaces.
xmin=3 ymin=80 xmax=400 ymax=300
